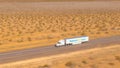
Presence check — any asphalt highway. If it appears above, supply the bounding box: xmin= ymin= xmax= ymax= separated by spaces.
xmin=0 ymin=36 xmax=120 ymax=64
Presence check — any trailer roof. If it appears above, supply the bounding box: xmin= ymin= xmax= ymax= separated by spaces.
xmin=65 ymin=36 xmax=88 ymax=39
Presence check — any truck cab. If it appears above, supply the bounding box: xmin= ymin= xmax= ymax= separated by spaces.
xmin=55 ymin=39 xmax=65 ymax=47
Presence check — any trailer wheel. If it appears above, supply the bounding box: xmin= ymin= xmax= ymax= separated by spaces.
xmin=67 ymin=43 xmax=71 ymax=46
xmin=65 ymin=44 xmax=67 ymax=46
xmin=70 ymin=43 xmax=72 ymax=45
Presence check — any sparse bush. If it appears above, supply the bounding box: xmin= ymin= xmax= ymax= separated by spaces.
xmin=115 ymin=56 xmax=120 ymax=62
xmin=17 ymin=38 xmax=23 ymax=43
xmin=51 ymin=29 xmax=56 ymax=32
xmin=96 ymin=32 xmax=100 ymax=34
xmin=43 ymin=64 xmax=50 ymax=68
xmin=28 ymin=37 xmax=32 ymax=41
xmin=61 ymin=34 xmax=65 ymax=36
xmin=81 ymin=32 xmax=85 ymax=35
xmin=0 ymin=11 xmax=120 ymax=52
xmin=81 ymin=60 xmax=87 ymax=64
xmin=108 ymin=62 xmax=115 ymax=66
xmin=105 ymin=31 xmax=109 ymax=34
xmin=65 ymin=61 xmax=75 ymax=68
xmin=37 ymin=64 xmax=50 ymax=68
xmin=0 ymin=43 xmax=2 ymax=45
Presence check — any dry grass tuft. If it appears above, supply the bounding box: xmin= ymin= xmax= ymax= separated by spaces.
xmin=0 ymin=10 xmax=120 ymax=52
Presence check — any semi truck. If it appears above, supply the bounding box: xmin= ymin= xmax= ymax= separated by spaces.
xmin=55 ymin=36 xmax=89 ymax=47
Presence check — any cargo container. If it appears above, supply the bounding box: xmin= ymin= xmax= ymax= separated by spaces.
xmin=55 ymin=36 xmax=89 ymax=47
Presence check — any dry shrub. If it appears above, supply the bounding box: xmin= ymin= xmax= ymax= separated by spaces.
xmin=0 ymin=11 xmax=120 ymax=52
xmin=81 ymin=60 xmax=87 ymax=64
xmin=108 ymin=62 xmax=115 ymax=66
xmin=38 ymin=64 xmax=50 ymax=68
xmin=115 ymin=56 xmax=120 ymax=62
xmin=65 ymin=61 xmax=76 ymax=68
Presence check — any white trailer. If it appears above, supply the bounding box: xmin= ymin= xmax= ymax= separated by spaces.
xmin=55 ymin=36 xmax=89 ymax=47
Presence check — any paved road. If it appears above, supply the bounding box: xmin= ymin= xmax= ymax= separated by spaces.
xmin=0 ymin=36 xmax=120 ymax=64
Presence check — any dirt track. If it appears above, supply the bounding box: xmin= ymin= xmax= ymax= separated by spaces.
xmin=0 ymin=1 xmax=120 ymax=14
xmin=0 ymin=36 xmax=120 ymax=64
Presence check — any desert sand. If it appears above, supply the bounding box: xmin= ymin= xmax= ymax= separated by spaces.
xmin=0 ymin=2 xmax=120 ymax=52
xmin=0 ymin=1 xmax=120 ymax=68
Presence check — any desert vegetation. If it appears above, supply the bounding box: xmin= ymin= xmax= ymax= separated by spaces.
xmin=0 ymin=10 xmax=120 ymax=52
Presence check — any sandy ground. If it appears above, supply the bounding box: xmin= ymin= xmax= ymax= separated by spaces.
xmin=0 ymin=1 xmax=120 ymax=68
xmin=0 ymin=0 xmax=120 ymax=2
xmin=0 ymin=44 xmax=120 ymax=68
xmin=0 ymin=1 xmax=120 ymax=53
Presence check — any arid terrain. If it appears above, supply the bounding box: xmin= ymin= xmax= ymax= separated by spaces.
xmin=0 ymin=2 xmax=120 ymax=53
xmin=0 ymin=44 xmax=120 ymax=68
xmin=0 ymin=1 xmax=120 ymax=68
xmin=0 ymin=0 xmax=119 ymax=2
